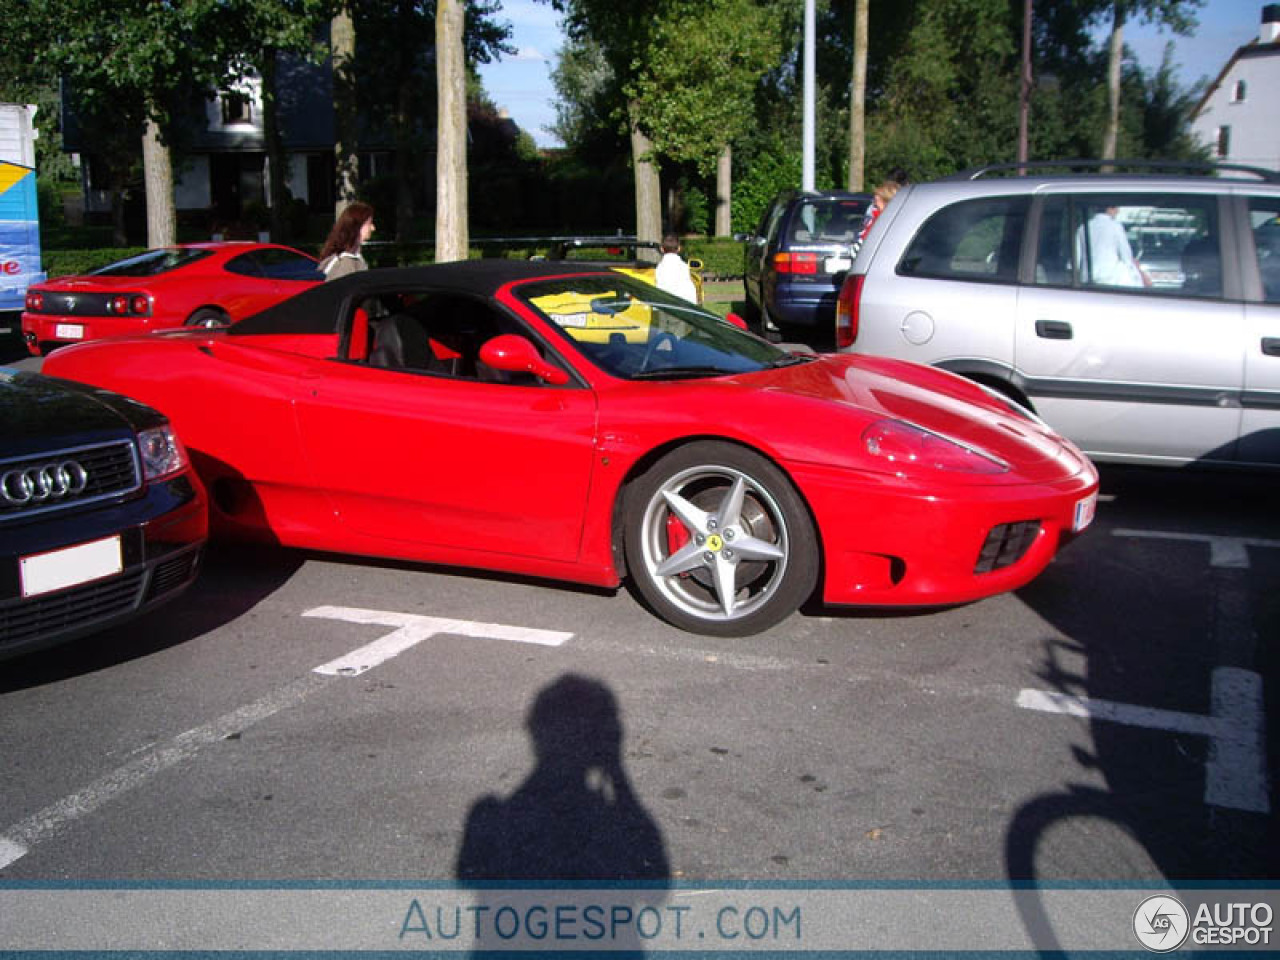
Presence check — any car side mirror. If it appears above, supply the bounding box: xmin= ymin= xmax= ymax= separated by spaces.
xmin=478 ymin=334 xmax=571 ymax=386
xmin=687 ymin=257 xmax=704 ymax=271
xmin=724 ymin=312 xmax=749 ymax=331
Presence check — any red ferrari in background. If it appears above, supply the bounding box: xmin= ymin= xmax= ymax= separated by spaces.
xmin=42 ymin=261 xmax=1099 ymax=636
xmin=22 ymin=242 xmax=321 ymax=356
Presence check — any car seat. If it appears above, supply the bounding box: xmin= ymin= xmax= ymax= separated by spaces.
xmin=1180 ymin=237 xmax=1222 ymax=297
xmin=369 ymin=313 xmax=435 ymax=370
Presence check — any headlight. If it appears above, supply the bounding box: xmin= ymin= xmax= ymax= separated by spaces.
xmin=863 ymin=419 xmax=1008 ymax=474
xmin=137 ymin=424 xmax=189 ymax=480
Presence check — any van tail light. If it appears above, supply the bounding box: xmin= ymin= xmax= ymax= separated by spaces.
xmin=835 ymin=274 xmax=863 ymax=349
xmin=771 ymin=252 xmax=819 ymax=275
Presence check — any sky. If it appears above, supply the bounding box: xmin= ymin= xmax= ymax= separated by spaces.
xmin=476 ymin=0 xmax=1271 ymax=151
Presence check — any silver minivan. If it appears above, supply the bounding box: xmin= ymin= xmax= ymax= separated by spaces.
xmin=836 ymin=165 xmax=1280 ymax=468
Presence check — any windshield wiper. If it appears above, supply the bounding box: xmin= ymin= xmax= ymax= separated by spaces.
xmin=768 ymin=352 xmax=818 ymax=368
xmin=630 ymin=365 xmax=736 ymax=380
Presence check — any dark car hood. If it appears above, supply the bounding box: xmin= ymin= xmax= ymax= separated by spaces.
xmin=0 ymin=368 xmax=161 ymax=458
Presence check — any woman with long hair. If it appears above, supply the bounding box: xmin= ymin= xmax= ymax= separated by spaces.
xmin=318 ymin=202 xmax=376 ymax=280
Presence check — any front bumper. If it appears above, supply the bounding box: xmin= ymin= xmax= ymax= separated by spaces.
xmin=789 ymin=459 xmax=1098 ymax=607
xmin=0 ymin=472 xmax=208 ymax=660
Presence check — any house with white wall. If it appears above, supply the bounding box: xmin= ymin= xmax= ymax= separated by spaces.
xmin=1190 ymin=4 xmax=1280 ymax=173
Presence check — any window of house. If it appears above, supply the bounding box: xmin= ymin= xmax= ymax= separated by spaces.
xmin=221 ymin=92 xmax=252 ymax=126
xmin=1232 ymin=80 xmax=1247 ymax=103
xmin=1216 ymin=125 xmax=1231 ymax=158
xmin=896 ymin=196 xmax=1028 ymax=282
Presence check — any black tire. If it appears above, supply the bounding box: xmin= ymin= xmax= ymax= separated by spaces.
xmin=624 ymin=442 xmax=818 ymax=636
xmin=186 ymin=307 xmax=230 ymax=328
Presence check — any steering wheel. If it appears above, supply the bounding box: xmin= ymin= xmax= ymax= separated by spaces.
xmin=638 ymin=331 xmax=677 ymax=373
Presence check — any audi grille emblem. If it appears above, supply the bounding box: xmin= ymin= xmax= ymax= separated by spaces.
xmin=1 ymin=460 xmax=90 ymax=506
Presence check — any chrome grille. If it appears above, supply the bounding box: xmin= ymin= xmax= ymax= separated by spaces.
xmin=0 ymin=440 xmax=141 ymax=522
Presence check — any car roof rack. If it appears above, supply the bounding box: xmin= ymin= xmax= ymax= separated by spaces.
xmin=947 ymin=159 xmax=1280 ymax=184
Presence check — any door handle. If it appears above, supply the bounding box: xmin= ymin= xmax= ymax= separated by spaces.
xmin=1262 ymin=337 xmax=1280 ymax=357
xmin=1035 ymin=320 xmax=1073 ymax=340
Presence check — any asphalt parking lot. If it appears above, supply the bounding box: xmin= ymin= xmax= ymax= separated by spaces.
xmin=1 ymin=461 xmax=1274 ymax=886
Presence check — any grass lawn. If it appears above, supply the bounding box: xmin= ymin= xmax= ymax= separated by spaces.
xmin=702 ymin=278 xmax=747 ymax=319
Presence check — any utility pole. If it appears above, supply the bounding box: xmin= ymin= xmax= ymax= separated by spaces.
xmin=802 ymin=0 xmax=815 ymax=191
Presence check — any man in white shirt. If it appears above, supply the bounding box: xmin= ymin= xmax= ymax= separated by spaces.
xmin=1077 ymin=206 xmax=1147 ymax=287
xmin=654 ymin=234 xmax=698 ymax=303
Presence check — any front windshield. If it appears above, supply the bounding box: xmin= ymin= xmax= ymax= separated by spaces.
xmin=91 ymin=248 xmax=213 ymax=277
xmin=516 ymin=274 xmax=795 ymax=380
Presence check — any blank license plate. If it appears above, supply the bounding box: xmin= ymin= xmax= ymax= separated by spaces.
xmin=20 ymin=536 xmax=123 ymax=597
xmin=1072 ymin=493 xmax=1097 ymax=533
xmin=54 ymin=323 xmax=85 ymax=339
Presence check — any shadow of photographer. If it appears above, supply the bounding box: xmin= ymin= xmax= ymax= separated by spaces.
xmin=455 ymin=673 xmax=669 ymax=954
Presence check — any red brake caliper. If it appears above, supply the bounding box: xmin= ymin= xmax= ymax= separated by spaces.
xmin=665 ymin=511 xmax=691 ymax=576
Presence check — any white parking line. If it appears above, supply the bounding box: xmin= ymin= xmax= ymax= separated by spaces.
xmin=1112 ymin=529 xmax=1280 ymax=569
xmin=1017 ymin=666 xmax=1269 ymax=814
xmin=0 ymin=609 xmax=569 ymax=871
xmin=0 ymin=674 xmax=330 ymax=871
xmin=304 ymin=606 xmax=572 ymax=676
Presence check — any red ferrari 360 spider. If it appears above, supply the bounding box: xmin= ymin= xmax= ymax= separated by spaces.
xmin=42 ymin=260 xmax=1099 ymax=636
xmin=22 ymin=242 xmax=321 ymax=356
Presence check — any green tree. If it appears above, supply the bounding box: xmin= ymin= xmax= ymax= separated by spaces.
xmin=627 ymin=0 xmax=778 ymax=237
xmin=1097 ymin=0 xmax=1201 ymax=161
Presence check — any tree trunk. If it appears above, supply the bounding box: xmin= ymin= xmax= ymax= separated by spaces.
xmin=435 ymin=0 xmax=468 ymax=262
xmin=1102 ymin=1 xmax=1125 ymax=165
xmin=262 ymin=48 xmax=291 ymax=241
xmin=142 ymin=116 xmax=175 ymax=248
xmin=629 ymin=101 xmax=661 ymax=262
xmin=332 ymin=3 xmax=359 ymax=217
xmin=847 ymin=0 xmax=868 ymax=192
xmin=715 ymin=145 xmax=732 ymax=237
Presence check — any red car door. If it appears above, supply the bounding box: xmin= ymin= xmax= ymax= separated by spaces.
xmin=294 ymin=363 xmax=600 ymax=563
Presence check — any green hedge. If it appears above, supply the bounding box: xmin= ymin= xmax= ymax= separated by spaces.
xmin=40 ymin=236 xmax=750 ymax=280
xmin=683 ymin=238 xmax=746 ymax=280
xmin=43 ymin=248 xmax=147 ymax=278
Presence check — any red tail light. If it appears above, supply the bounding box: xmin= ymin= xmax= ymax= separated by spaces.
xmin=107 ymin=294 xmax=150 ymax=315
xmin=835 ymin=274 xmax=864 ymax=349
xmin=771 ymin=252 xmax=819 ymax=275
xmin=25 ymin=292 xmax=42 ymax=311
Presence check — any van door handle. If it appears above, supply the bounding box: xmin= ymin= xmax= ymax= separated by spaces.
xmin=1262 ymin=338 xmax=1280 ymax=357
xmin=1035 ymin=320 xmax=1073 ymax=340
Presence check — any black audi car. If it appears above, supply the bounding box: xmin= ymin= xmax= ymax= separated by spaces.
xmin=0 ymin=368 xmax=207 ymax=660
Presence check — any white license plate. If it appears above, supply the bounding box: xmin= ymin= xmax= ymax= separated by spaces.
xmin=20 ymin=536 xmax=123 ymax=598
xmin=1072 ymin=492 xmax=1097 ymax=533
xmin=55 ymin=323 xmax=85 ymax=339
xmin=825 ymin=256 xmax=852 ymax=273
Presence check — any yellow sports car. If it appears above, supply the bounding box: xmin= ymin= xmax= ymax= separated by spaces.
xmin=549 ymin=237 xmax=704 ymax=305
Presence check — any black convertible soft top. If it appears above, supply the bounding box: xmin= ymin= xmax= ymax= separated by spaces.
xmin=230 ymin=260 xmax=614 ymax=337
